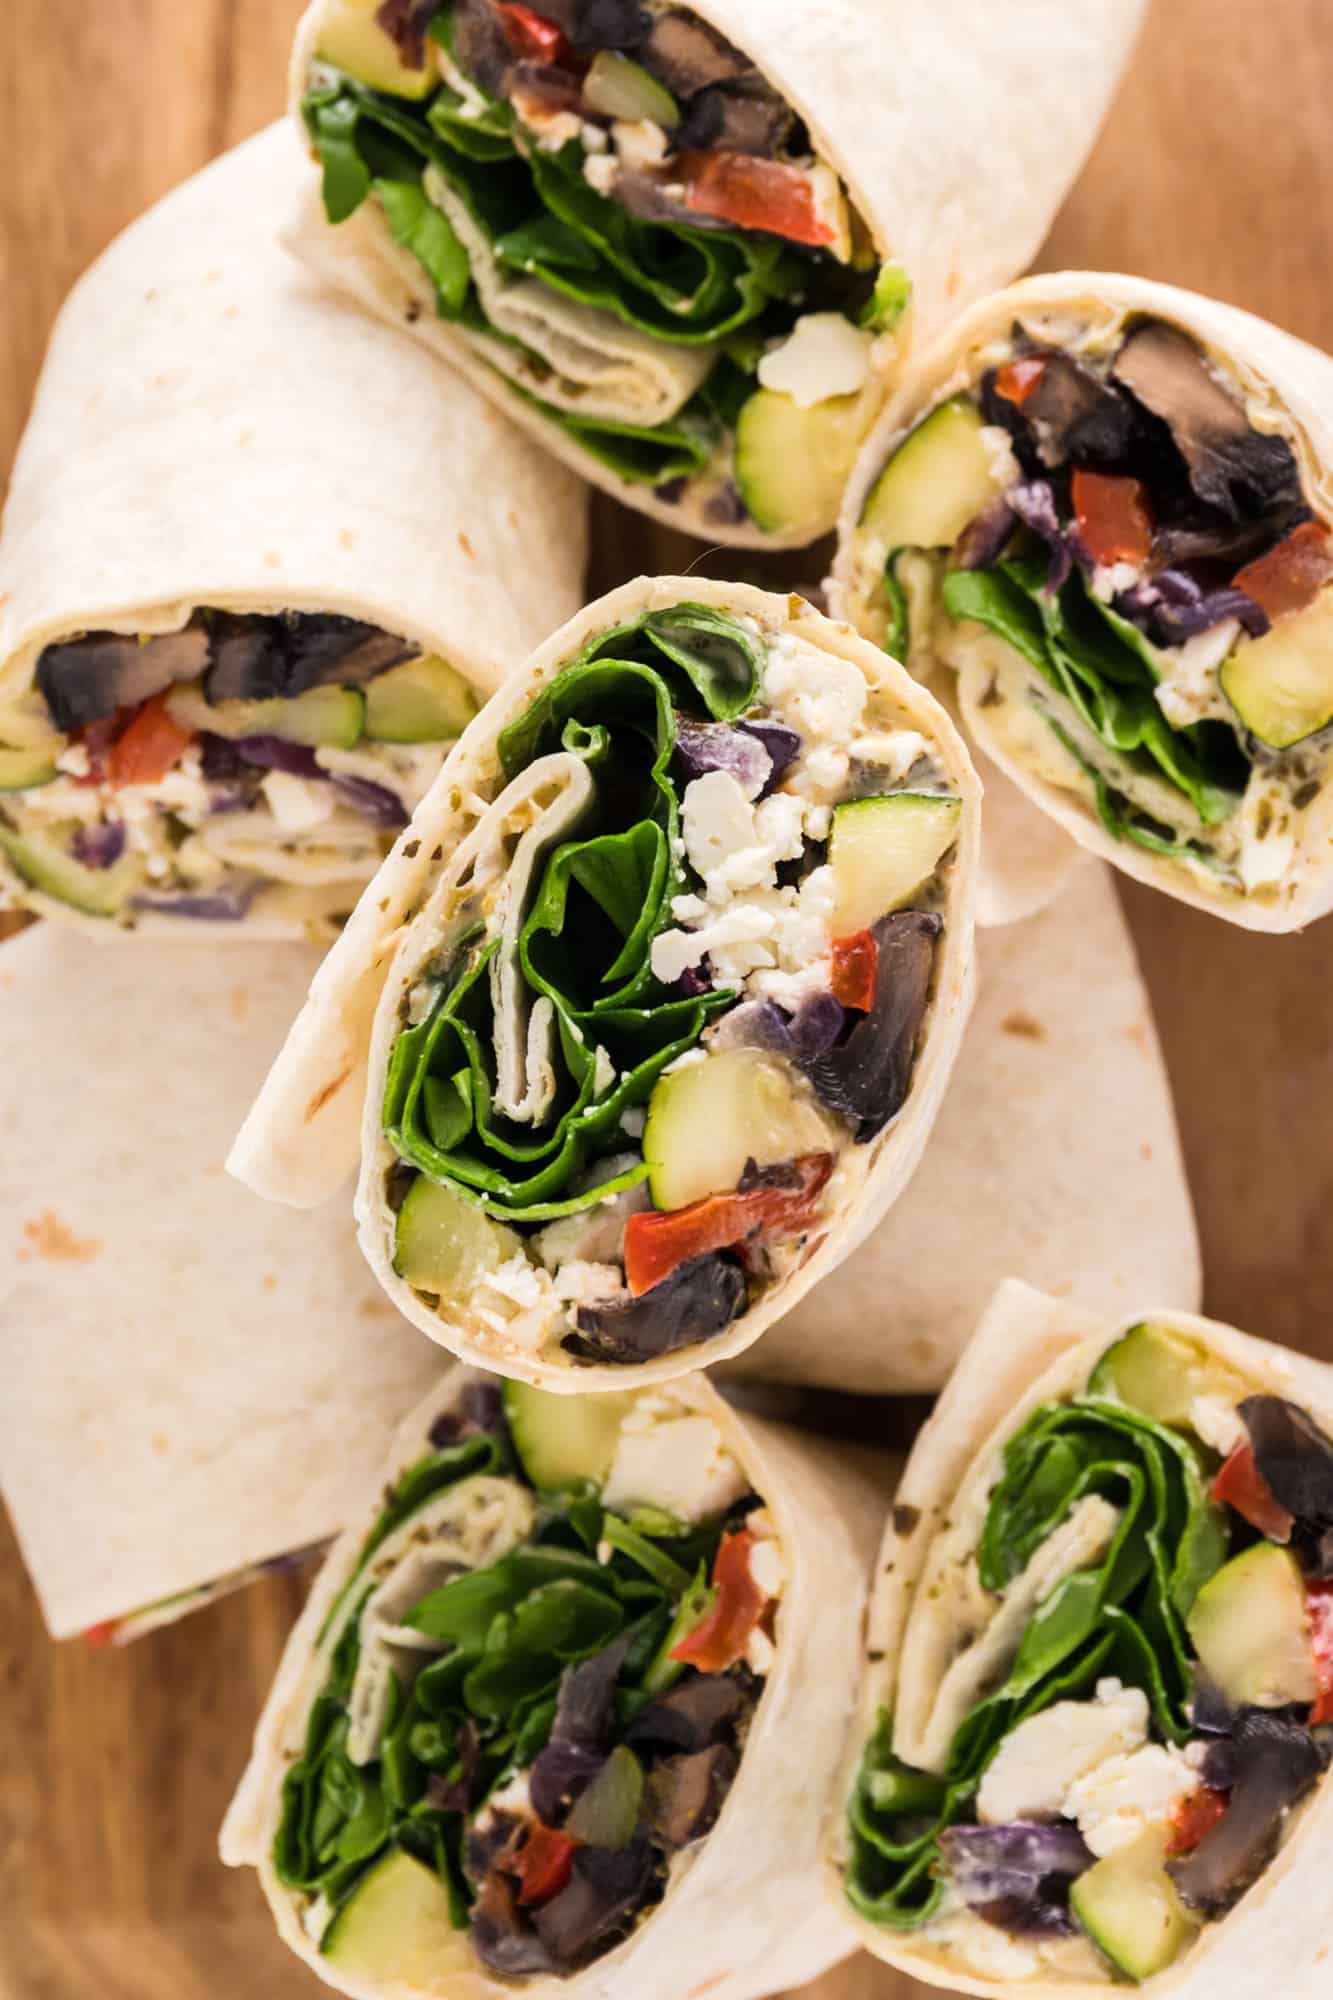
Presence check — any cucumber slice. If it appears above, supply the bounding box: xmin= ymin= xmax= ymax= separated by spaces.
xmin=0 ymin=745 xmax=58 ymax=790
xmin=1089 ymin=1321 xmax=1246 ymax=1429
xmin=502 ymin=1380 xmax=634 ymax=1491
xmin=167 ymin=683 xmax=364 ymax=748
xmin=735 ymin=388 xmax=869 ymax=540
xmin=583 ymin=51 xmax=680 ymax=127
xmin=321 ymin=1849 xmax=472 ymax=1979
xmin=363 ymin=654 xmax=479 ymax=744
xmin=315 ymin=0 xmax=437 ymax=98
xmin=643 ymin=1048 xmax=836 ymax=1211
xmin=1220 ymin=587 xmax=1333 ymax=749
xmin=0 ymin=821 xmax=146 ymax=918
xmin=1070 ymin=1827 xmax=1198 ymax=1981
xmin=829 ymin=792 xmax=961 ymax=933
xmin=860 ymin=398 xmax=1000 ymax=552
xmin=1186 ymin=1541 xmax=1317 ymax=1708
xmin=393 ymin=1175 xmax=523 ymax=1297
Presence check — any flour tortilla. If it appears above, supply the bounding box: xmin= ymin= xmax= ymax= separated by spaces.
xmin=222 ymin=1368 xmax=885 ymax=2000
xmin=830 ymin=271 xmax=1333 ymax=930
xmin=0 ymin=922 xmax=448 ymax=1641
xmin=229 ymin=575 xmax=980 ymax=1389
xmin=287 ymin=1 xmax=1145 ymax=546
xmin=0 ymin=122 xmax=587 ymax=939
xmin=721 ymin=860 xmax=1200 ymax=1392
xmin=826 ymin=1279 xmax=1333 ymax=1998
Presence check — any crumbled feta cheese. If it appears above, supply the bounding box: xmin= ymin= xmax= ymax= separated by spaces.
xmin=552 ymin=1259 xmax=625 ymax=1306
xmin=581 ymin=121 xmax=609 ymax=152
xmin=56 ymin=742 xmax=91 ymax=778
xmin=602 ymin=1412 xmax=747 ymax=1523
xmin=1154 ymin=620 xmax=1239 ymax=729
xmin=515 ymin=99 xmax=584 ymax=151
xmin=979 ymin=423 xmax=1023 ymax=492
xmin=763 ymin=633 xmax=867 ymax=746
xmin=747 ymin=1535 xmax=785 ymax=1599
xmin=849 ymin=729 xmax=929 ymax=784
xmin=756 ymin=313 xmax=874 ymax=409
xmin=583 ymin=152 xmax=618 ymax=196
xmin=1189 ymin=1392 xmax=1246 ymax=1457
xmin=744 ymin=1626 xmax=777 ymax=1675
xmin=592 ymin=1044 xmax=617 ymax=1096
xmin=620 ymin=1106 xmax=646 ymax=1138
xmin=1065 ymin=1742 xmax=1198 ymax=1858
xmin=1238 ymin=771 xmax=1298 ymax=893
xmin=683 ymin=770 xmax=766 ymax=886
xmin=261 ymin=771 xmax=336 ymax=833
xmin=1091 ymin=561 xmax=1144 ymax=603
xmin=612 ymin=118 xmax=670 ymax=171
xmin=477 ymin=1256 xmax=550 ymax=1313
xmin=651 ymin=866 xmax=836 ymax=990
xmin=807 ymin=160 xmax=850 ymax=261
xmin=977 ymin=1680 xmax=1149 ymax=1825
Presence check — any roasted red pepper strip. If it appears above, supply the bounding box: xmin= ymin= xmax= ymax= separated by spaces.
xmin=623 ymin=1152 xmax=833 ymax=1298
xmin=830 ymin=931 xmax=879 ymax=1012
xmin=495 ymin=4 xmax=572 ymax=64
xmin=1166 ymin=1786 xmax=1230 ymax=1856
xmin=1071 ymin=468 xmax=1154 ymax=567
xmin=82 ymin=1619 xmax=121 ymax=1648
xmin=993 ymin=356 xmax=1048 ymax=407
xmin=1211 ymin=1440 xmax=1295 ymax=1543
xmin=1308 ymin=1579 xmax=1333 ymax=1727
xmin=106 ymin=692 xmax=194 ymax=790
xmin=669 ymin=1529 xmax=767 ymax=1672
xmin=679 ymin=152 xmax=836 ymax=248
xmin=1234 ymin=520 xmax=1333 ymax=624
xmin=511 ymin=1820 xmax=578 ymax=1905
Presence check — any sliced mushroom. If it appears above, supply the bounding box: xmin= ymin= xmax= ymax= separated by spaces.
xmin=676 ymin=84 xmax=794 ymax=157
xmin=568 ymin=1253 xmax=748 ymax=1363
xmin=470 ymin=1871 xmax=559 ymax=1975
xmin=203 ymin=612 xmax=413 ymax=704
xmin=1168 ymin=1708 xmax=1326 ymax=1915
xmin=36 ymin=621 xmax=210 ymax=731
xmin=452 ymin=0 xmax=514 ymax=95
xmin=643 ymin=1743 xmax=737 ymax=1849
xmin=531 ymin=1834 xmax=657 ymax=1965
xmin=626 ymin=1672 xmax=748 ymax=1753
xmin=641 ymin=10 xmax=754 ymax=96
xmin=803 ymin=910 xmax=942 ymax=1141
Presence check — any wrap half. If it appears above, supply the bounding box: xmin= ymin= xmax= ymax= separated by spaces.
xmin=829 ymin=1280 xmax=1333 ymax=1995
xmin=221 ymin=1366 xmax=883 ymax=2000
xmin=722 ymin=860 xmax=1201 ymax=1393
xmin=285 ymin=0 xmax=1145 ymax=546
xmin=0 ymin=122 xmax=586 ymax=940
xmin=0 ymin=922 xmax=445 ymax=1644
xmin=230 ymin=576 xmax=979 ymax=1386
xmin=831 ymin=272 xmax=1333 ymax=929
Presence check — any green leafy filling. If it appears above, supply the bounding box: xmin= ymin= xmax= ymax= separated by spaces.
xmin=845 ymin=1394 xmax=1227 ymax=1930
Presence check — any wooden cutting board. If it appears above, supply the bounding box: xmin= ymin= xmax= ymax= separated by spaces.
xmin=2 ymin=2 xmax=1331 ymax=1996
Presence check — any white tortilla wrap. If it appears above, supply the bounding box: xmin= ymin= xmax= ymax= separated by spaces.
xmin=826 ymin=1279 xmax=1333 ymax=1998
xmin=229 ymin=575 xmax=980 ymax=1389
xmin=0 ymin=122 xmax=587 ymax=940
xmin=830 ymin=271 xmax=1333 ymax=930
xmin=722 ymin=861 xmax=1200 ymax=1392
xmin=0 ymin=922 xmax=445 ymax=1641
xmin=287 ymin=1 xmax=1145 ymax=545
xmin=222 ymin=1368 xmax=885 ymax=2000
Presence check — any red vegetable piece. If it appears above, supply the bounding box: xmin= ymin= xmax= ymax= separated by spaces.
xmin=1211 ymin=1441 xmax=1295 ymax=1543
xmin=106 ymin=692 xmax=194 ymax=790
xmin=669 ymin=1530 xmax=767 ymax=1673
xmin=495 ymin=3 xmax=572 ymax=64
xmin=623 ymin=1152 xmax=833 ymax=1298
xmin=1234 ymin=520 xmax=1333 ymax=624
xmin=1166 ymin=1785 xmax=1230 ymax=1856
xmin=679 ymin=152 xmax=835 ymax=248
xmin=830 ymin=931 xmax=879 ymax=1012
xmin=1071 ymin=468 xmax=1154 ymax=567
xmin=993 ymin=356 xmax=1048 ymax=408
xmin=511 ymin=1820 xmax=578 ymax=1905
xmin=1308 ymin=1579 xmax=1333 ymax=1727
xmin=82 ymin=1619 xmax=121 ymax=1648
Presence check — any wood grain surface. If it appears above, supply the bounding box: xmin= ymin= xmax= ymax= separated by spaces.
xmin=3 ymin=2 xmax=1332 ymax=1997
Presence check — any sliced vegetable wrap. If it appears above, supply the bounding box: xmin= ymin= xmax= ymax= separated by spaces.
xmin=222 ymin=1366 xmax=884 ymax=1999
xmin=0 ymin=923 xmax=445 ymax=1645
xmin=229 ymin=577 xmax=979 ymax=1385
xmin=832 ymin=272 xmax=1333 ymax=929
xmin=829 ymin=1280 xmax=1333 ymax=1995
xmin=285 ymin=1 xmax=1144 ymax=546
xmin=721 ymin=862 xmax=1200 ymax=1394
xmin=0 ymin=122 xmax=585 ymax=939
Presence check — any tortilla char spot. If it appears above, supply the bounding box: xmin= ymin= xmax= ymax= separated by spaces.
xmin=264 ymin=551 xmax=281 ymax=569
xmin=237 ymin=427 xmax=255 ymax=448
xmin=229 ymin=985 xmax=249 ymax=1024
xmin=223 ymin=305 xmax=240 ymax=320
xmin=688 ymin=1976 xmax=734 ymax=2000
xmin=261 ymin=1274 xmax=278 ymax=1294
xmin=892 ymin=1503 xmax=921 ymax=1537
xmin=339 ymin=529 xmax=356 ymax=550
xmin=1001 ymin=1009 xmax=1045 ymax=1040
xmin=1140 ymin=1141 xmax=1154 ymax=1162
xmin=21 ymin=1210 xmax=102 ymax=1263
xmin=304 ymin=1066 xmax=354 ymax=1123
xmin=507 ymin=509 xmax=520 ymax=532
xmin=151 ymin=1433 xmax=170 ymax=1456
xmin=458 ymin=531 xmax=477 ymax=560
xmin=1125 ymin=1019 xmax=1151 ymax=1055
xmin=403 ymin=840 xmax=421 ymax=859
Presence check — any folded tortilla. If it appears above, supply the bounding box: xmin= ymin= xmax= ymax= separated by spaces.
xmin=221 ymin=1366 xmax=884 ymax=2000
xmin=722 ymin=860 xmax=1201 ymax=1393
xmin=831 ymin=272 xmax=1333 ymax=930
xmin=828 ymin=1280 xmax=1333 ymax=1996
xmin=285 ymin=0 xmax=1145 ymax=546
xmin=0 ymin=921 xmax=449 ymax=1643
xmin=229 ymin=575 xmax=980 ymax=1387
xmin=0 ymin=122 xmax=586 ymax=940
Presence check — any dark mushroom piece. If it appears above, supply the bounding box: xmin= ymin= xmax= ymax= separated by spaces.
xmin=1239 ymin=1394 xmax=1333 ymax=1576
xmin=531 ymin=1833 xmax=658 ymax=1965
xmin=802 ymin=909 xmax=942 ymax=1141
xmin=203 ymin=611 xmax=414 ymax=704
xmin=1168 ymin=1708 xmax=1327 ymax=1915
xmin=469 ymin=1871 xmax=559 ymax=1976
xmin=640 ymin=10 xmax=755 ymax=96
xmin=643 ymin=1742 xmax=737 ymax=1849
xmin=939 ymin=1821 xmax=1095 ymax=1937
xmin=36 ymin=621 xmax=210 ymax=731
xmin=676 ymin=83 xmax=794 ymax=157
xmin=625 ymin=1672 xmax=748 ymax=1753
xmin=451 ymin=0 xmax=515 ymax=96
xmin=567 ymin=1253 xmax=748 ymax=1364
xmin=569 ymin=0 xmax=652 ymax=49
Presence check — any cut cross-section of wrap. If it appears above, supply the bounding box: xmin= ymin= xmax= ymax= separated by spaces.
xmin=284 ymin=1 xmax=1145 ymax=546
xmin=229 ymin=576 xmax=979 ymax=1385
xmin=832 ymin=272 xmax=1333 ymax=929
xmin=0 ymin=122 xmax=586 ymax=939
xmin=829 ymin=1280 xmax=1333 ymax=1995
xmin=222 ymin=1366 xmax=883 ymax=2000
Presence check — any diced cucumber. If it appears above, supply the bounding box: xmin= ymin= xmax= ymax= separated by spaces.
xmin=1220 ymin=587 xmax=1333 ymax=749
xmin=583 ymin=51 xmax=680 ymax=127
xmin=166 ymin=682 xmax=364 ymax=748
xmin=566 ymin=1746 xmax=643 ymax=1850
xmin=363 ymin=654 xmax=479 ymax=744
xmin=0 ymin=745 xmax=58 ymax=790
xmin=315 ymin=0 xmax=437 ymax=97
xmin=0 ymin=821 xmax=146 ymax=918
xmin=860 ymin=398 xmax=1000 ymax=552
xmin=1070 ymin=1827 xmax=1199 ymax=1982
xmin=1186 ymin=1541 xmax=1317 ymax=1708
xmin=393 ymin=1175 xmax=523 ymax=1298
xmin=735 ymin=388 xmax=869 ymax=541
xmin=643 ymin=1048 xmax=835 ymax=1212
xmin=502 ymin=1380 xmax=634 ymax=1492
xmin=829 ymin=792 xmax=961 ymax=933
xmin=321 ymin=1849 xmax=473 ymax=1978
xmin=1089 ymin=1321 xmax=1246 ymax=1429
